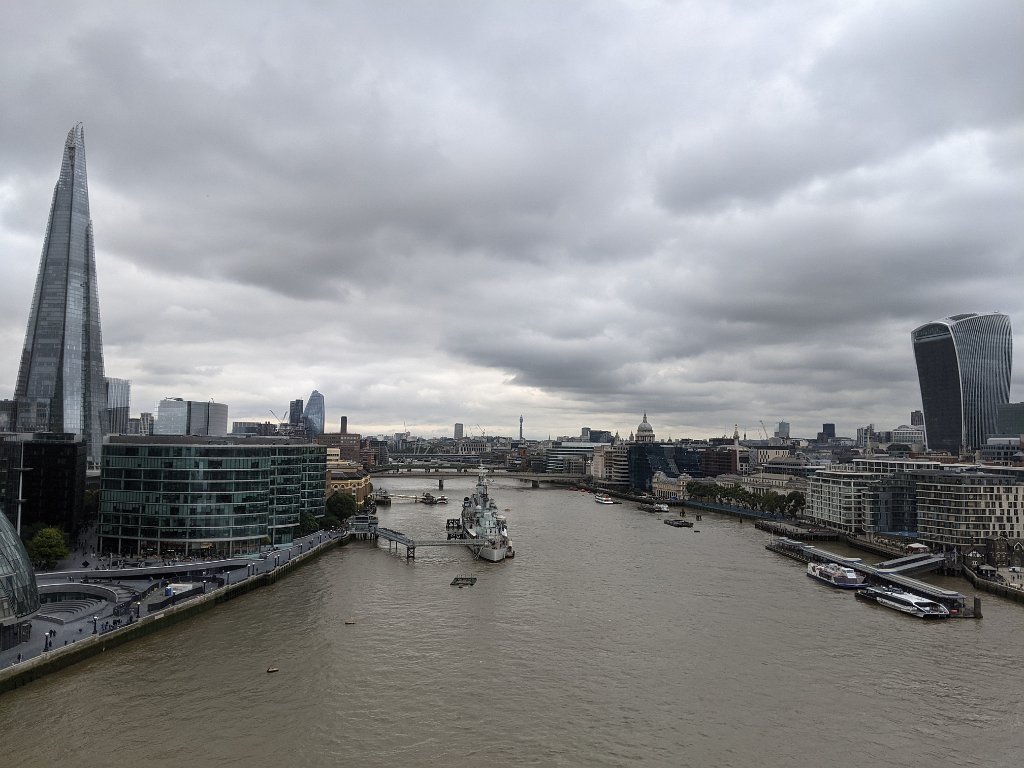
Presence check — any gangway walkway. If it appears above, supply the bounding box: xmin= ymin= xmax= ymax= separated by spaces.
xmin=372 ymin=526 xmax=473 ymax=559
xmin=874 ymin=552 xmax=949 ymax=574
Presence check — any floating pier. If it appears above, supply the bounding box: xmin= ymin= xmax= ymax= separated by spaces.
xmin=767 ymin=537 xmax=976 ymax=618
xmin=450 ymin=576 xmax=476 ymax=588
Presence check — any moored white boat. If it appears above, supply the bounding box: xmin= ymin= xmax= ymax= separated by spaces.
xmin=639 ymin=502 xmax=670 ymax=513
xmin=594 ymin=493 xmax=615 ymax=505
xmin=806 ymin=562 xmax=866 ymax=589
xmin=855 ymin=585 xmax=950 ymax=619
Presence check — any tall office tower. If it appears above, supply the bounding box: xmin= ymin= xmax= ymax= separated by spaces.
xmin=302 ymin=390 xmax=325 ymax=437
xmin=519 ymin=415 xmax=524 ymax=440
xmin=910 ymin=410 xmax=924 ymax=427
xmin=153 ymin=398 xmax=228 ymax=436
xmin=139 ymin=412 xmax=154 ymax=435
xmin=776 ymin=421 xmax=790 ymax=439
xmin=339 ymin=416 xmax=348 ymax=434
xmin=105 ymin=377 xmax=130 ymax=435
xmin=454 ymin=423 xmax=464 ymax=440
xmin=822 ymin=423 xmax=836 ymax=440
xmin=288 ymin=399 xmax=304 ymax=426
xmin=13 ymin=124 xmax=106 ymax=467
xmin=912 ymin=312 xmax=1012 ymax=453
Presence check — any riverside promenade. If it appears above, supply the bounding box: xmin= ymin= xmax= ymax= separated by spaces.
xmin=0 ymin=529 xmax=349 ymax=694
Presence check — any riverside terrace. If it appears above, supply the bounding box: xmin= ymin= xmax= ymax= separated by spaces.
xmin=0 ymin=530 xmax=342 ymax=676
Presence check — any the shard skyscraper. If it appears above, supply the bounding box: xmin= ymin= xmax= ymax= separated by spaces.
xmin=14 ymin=124 xmax=107 ymax=467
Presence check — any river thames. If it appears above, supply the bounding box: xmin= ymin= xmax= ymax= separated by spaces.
xmin=3 ymin=476 xmax=1023 ymax=767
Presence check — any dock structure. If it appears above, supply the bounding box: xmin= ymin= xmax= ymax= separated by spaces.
xmin=767 ymin=537 xmax=975 ymax=617
xmin=372 ymin=526 xmax=471 ymax=560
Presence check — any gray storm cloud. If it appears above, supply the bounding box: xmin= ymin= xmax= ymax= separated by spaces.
xmin=0 ymin=1 xmax=1021 ymax=439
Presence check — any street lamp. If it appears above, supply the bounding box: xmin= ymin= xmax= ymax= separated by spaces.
xmin=91 ymin=616 xmax=98 ymax=634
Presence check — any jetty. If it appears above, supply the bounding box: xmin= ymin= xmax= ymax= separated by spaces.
xmin=767 ymin=536 xmax=976 ymax=618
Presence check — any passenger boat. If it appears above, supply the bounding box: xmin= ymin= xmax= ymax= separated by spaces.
xmin=594 ymin=493 xmax=615 ymax=505
xmin=664 ymin=518 xmax=693 ymax=528
xmin=855 ymin=585 xmax=950 ymax=619
xmin=806 ymin=562 xmax=866 ymax=589
xmin=639 ymin=502 xmax=670 ymax=513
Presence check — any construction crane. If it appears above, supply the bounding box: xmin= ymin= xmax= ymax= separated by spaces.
xmin=759 ymin=420 xmax=770 ymax=440
xmin=269 ymin=410 xmax=287 ymax=432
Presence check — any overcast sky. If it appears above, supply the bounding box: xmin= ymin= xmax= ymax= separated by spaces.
xmin=1 ymin=1 xmax=1022 ymax=441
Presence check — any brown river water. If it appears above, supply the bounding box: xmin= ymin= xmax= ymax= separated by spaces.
xmin=2 ymin=476 xmax=1023 ymax=767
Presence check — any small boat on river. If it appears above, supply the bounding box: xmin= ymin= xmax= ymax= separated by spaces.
xmin=594 ymin=494 xmax=615 ymax=505
xmin=639 ymin=502 xmax=670 ymax=513
xmin=806 ymin=562 xmax=866 ymax=589
xmin=855 ymin=585 xmax=950 ymax=619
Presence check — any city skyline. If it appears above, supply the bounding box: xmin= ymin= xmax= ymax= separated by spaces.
xmin=1 ymin=3 xmax=1021 ymax=441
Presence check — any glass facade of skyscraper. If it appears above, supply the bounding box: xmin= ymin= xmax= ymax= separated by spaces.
xmin=14 ymin=124 xmax=107 ymax=467
xmin=105 ymin=377 xmax=131 ymax=435
xmin=0 ymin=507 xmax=39 ymax=646
xmin=98 ymin=437 xmax=326 ymax=556
xmin=154 ymin=398 xmax=229 ymax=436
xmin=912 ymin=312 xmax=1012 ymax=453
xmin=302 ymin=390 xmax=325 ymax=437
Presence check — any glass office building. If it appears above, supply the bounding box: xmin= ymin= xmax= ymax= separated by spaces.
xmin=98 ymin=437 xmax=326 ymax=557
xmin=0 ymin=508 xmax=39 ymax=650
xmin=14 ymin=124 xmax=107 ymax=468
xmin=105 ymin=377 xmax=131 ymax=435
xmin=912 ymin=312 xmax=1012 ymax=454
xmin=302 ymin=390 xmax=325 ymax=437
xmin=153 ymin=398 xmax=229 ymax=437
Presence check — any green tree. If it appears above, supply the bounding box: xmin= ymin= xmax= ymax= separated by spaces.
xmin=319 ymin=512 xmax=341 ymax=530
xmin=326 ymin=492 xmax=358 ymax=520
xmin=27 ymin=527 xmax=69 ymax=570
xmin=297 ymin=512 xmax=321 ymax=536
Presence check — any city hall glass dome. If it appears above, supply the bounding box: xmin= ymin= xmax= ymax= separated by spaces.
xmin=0 ymin=512 xmax=39 ymax=625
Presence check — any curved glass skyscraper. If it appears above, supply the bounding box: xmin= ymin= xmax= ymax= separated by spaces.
xmin=302 ymin=390 xmax=325 ymax=436
xmin=14 ymin=124 xmax=106 ymax=467
xmin=912 ymin=312 xmax=1012 ymax=454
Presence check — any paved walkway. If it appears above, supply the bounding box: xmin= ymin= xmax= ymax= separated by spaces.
xmin=1 ymin=530 xmax=343 ymax=671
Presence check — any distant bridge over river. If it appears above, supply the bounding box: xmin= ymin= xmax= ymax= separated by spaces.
xmin=368 ymin=466 xmax=587 ymax=489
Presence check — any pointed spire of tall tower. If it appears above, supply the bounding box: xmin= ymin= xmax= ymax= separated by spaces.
xmin=14 ymin=124 xmax=106 ymax=467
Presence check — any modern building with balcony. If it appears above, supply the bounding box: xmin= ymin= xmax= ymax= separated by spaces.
xmin=97 ymin=436 xmax=326 ymax=556
xmin=916 ymin=472 xmax=1024 ymax=550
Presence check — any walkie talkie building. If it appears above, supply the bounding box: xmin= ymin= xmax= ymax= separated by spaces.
xmin=912 ymin=312 xmax=1012 ymax=454
xmin=14 ymin=124 xmax=107 ymax=467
